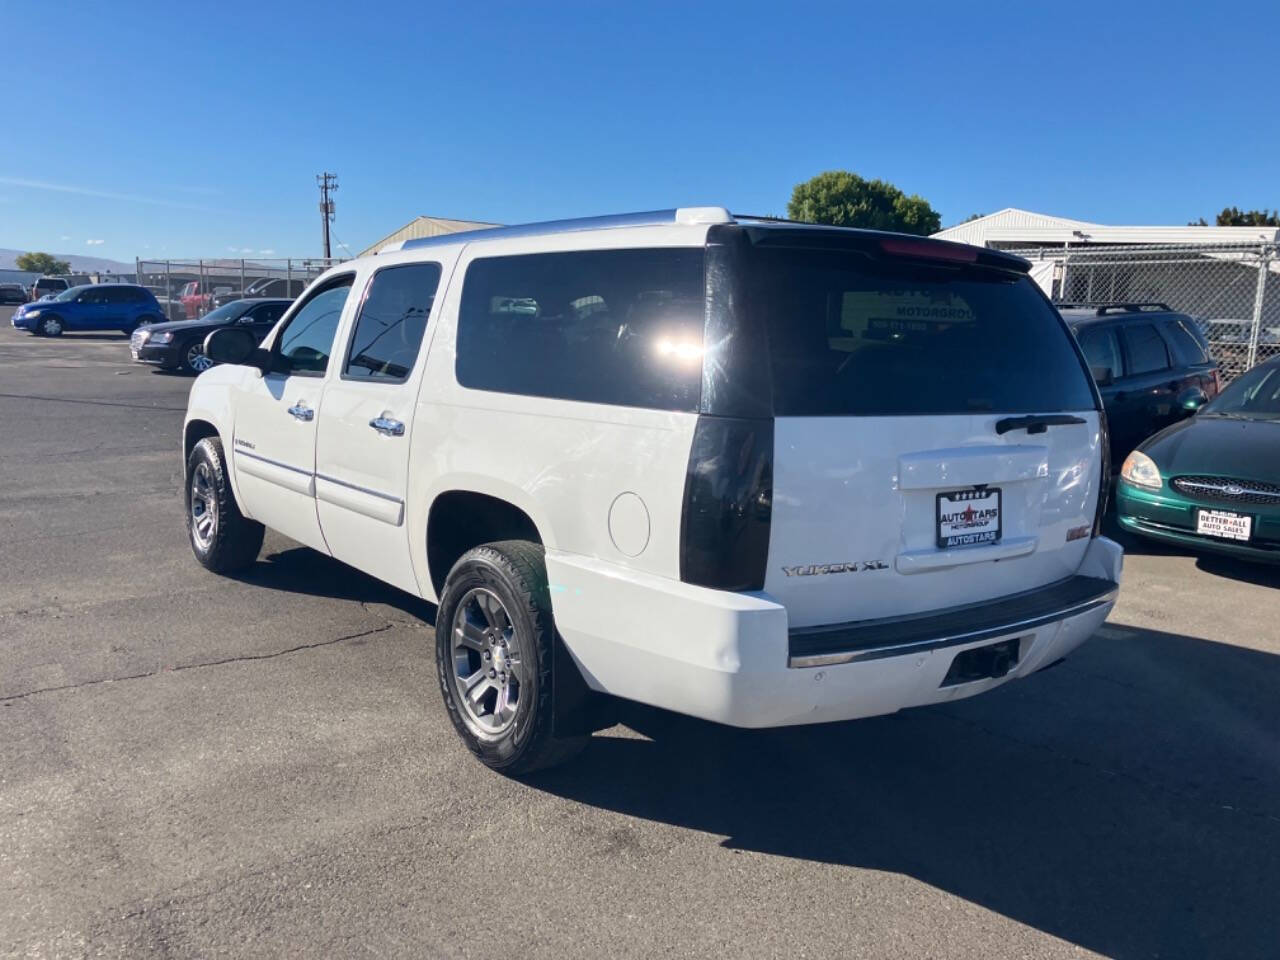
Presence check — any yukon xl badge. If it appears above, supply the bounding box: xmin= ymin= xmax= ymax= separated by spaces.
xmin=782 ymin=560 xmax=889 ymax=577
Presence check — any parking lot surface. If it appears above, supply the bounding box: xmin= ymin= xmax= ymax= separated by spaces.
xmin=3 ymin=311 xmax=1279 ymax=960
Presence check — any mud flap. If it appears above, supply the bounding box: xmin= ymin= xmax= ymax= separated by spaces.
xmin=552 ymin=631 xmax=618 ymax=737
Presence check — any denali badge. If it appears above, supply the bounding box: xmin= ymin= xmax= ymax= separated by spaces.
xmin=234 ymin=438 xmax=256 ymax=450
xmin=782 ymin=560 xmax=889 ymax=577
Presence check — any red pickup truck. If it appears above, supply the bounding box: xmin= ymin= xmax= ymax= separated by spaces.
xmin=178 ymin=280 xmax=236 ymax=319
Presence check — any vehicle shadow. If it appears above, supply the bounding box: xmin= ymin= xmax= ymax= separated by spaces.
xmin=1104 ymin=512 xmax=1280 ymax=586
xmin=230 ymin=545 xmax=1279 ymax=957
xmin=236 ymin=545 xmax=437 ymax=626
xmin=525 ymin=624 xmax=1280 ymax=960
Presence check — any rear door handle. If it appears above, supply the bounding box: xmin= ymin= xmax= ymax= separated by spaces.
xmin=287 ymin=403 xmax=314 ymax=422
xmin=369 ymin=416 xmax=405 ymax=436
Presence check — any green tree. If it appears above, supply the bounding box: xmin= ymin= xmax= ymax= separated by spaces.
xmin=787 ymin=170 xmax=941 ymax=235
xmin=15 ymin=252 xmax=71 ymax=275
xmin=1214 ymin=206 xmax=1280 ymax=227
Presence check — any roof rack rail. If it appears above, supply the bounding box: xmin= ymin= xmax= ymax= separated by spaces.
xmin=390 ymin=207 xmax=732 ymax=253
xmin=1094 ymin=302 xmax=1174 ymax=315
xmin=1055 ymin=301 xmax=1174 ymax=315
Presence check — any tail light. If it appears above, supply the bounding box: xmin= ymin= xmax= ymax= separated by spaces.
xmin=1093 ymin=409 xmax=1112 ymax=537
xmin=679 ymin=416 xmax=773 ymax=591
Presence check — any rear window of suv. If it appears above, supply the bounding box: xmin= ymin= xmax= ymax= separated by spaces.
xmin=748 ymin=247 xmax=1097 ymax=416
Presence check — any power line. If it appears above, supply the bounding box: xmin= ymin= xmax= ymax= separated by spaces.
xmin=316 ymin=172 xmax=338 ymax=259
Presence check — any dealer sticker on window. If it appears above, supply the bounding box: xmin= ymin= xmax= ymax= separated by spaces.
xmin=937 ymin=488 xmax=1002 ymax=549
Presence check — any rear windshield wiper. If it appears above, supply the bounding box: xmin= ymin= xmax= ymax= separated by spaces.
xmin=995 ymin=414 xmax=1087 ymax=435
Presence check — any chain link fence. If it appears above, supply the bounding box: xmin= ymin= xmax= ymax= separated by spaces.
xmin=133 ymin=257 xmax=346 ymax=322
xmin=1009 ymin=242 xmax=1278 ymax=381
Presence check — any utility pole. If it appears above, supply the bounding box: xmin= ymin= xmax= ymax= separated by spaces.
xmin=316 ymin=172 xmax=338 ymax=259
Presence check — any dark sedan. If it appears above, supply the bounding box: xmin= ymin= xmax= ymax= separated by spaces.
xmin=1117 ymin=355 xmax=1280 ymax=563
xmin=130 ymin=298 xmax=290 ymax=373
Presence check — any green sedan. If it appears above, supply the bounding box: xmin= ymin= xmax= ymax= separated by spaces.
xmin=1117 ymin=355 xmax=1280 ymax=563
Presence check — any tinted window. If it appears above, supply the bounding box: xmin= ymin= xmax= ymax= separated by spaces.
xmin=1078 ymin=326 xmax=1124 ymax=379
xmin=1121 ymin=323 xmax=1170 ymax=376
xmin=78 ymin=288 xmax=108 ymax=304
xmin=752 ymin=248 xmax=1096 ymax=416
xmin=248 ymin=302 xmax=287 ymax=326
xmin=273 ymin=277 xmax=354 ymax=375
xmin=1163 ymin=318 xmax=1209 ymax=365
xmin=344 ymin=263 xmax=441 ymax=382
xmin=457 ymin=249 xmax=705 ymax=410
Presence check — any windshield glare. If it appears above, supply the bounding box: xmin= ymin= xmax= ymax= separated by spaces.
xmin=1202 ymin=363 xmax=1280 ymax=419
xmin=54 ymin=286 xmax=88 ymax=302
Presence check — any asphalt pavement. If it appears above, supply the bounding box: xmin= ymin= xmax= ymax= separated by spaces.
xmin=2 ymin=310 xmax=1278 ymax=959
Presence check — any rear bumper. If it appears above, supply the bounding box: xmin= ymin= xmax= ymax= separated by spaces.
xmin=546 ymin=537 xmax=1123 ymax=728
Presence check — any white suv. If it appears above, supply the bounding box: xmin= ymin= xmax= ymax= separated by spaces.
xmin=186 ymin=207 xmax=1122 ymax=772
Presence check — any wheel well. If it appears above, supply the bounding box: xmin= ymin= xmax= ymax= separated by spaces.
xmin=427 ymin=491 xmax=542 ymax=597
xmin=183 ymin=419 xmax=219 ymax=463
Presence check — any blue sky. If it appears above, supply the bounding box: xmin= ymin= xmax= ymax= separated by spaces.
xmin=2 ymin=0 xmax=1276 ymax=262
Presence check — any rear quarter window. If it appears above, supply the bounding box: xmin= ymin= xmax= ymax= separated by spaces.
xmin=1163 ymin=318 xmax=1210 ymax=366
xmin=456 ymin=248 xmax=705 ymax=411
xmin=750 ymin=247 xmax=1097 ymax=416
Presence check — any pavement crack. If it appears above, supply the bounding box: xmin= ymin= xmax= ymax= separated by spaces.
xmin=0 ymin=623 xmax=395 ymax=704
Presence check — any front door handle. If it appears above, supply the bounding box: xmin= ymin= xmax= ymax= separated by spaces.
xmin=369 ymin=416 xmax=405 ymax=436
xmin=287 ymin=402 xmax=314 ymax=422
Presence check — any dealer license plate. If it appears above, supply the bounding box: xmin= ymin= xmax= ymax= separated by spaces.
xmin=1196 ymin=509 xmax=1252 ymax=542
xmin=937 ymin=488 xmax=1002 ymax=549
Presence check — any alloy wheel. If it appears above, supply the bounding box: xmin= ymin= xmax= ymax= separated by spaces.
xmin=189 ymin=461 xmax=218 ymax=550
xmin=187 ymin=344 xmax=214 ymax=372
xmin=450 ymin=587 xmax=525 ymax=738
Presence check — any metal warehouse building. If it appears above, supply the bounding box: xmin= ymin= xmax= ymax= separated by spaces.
xmin=359 ymin=216 xmax=500 ymax=257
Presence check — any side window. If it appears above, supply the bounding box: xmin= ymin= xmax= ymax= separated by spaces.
xmin=1078 ymin=326 xmax=1123 ymax=380
xmin=249 ymin=302 xmax=286 ymax=327
xmin=79 ymin=288 xmax=107 ymax=304
xmin=1121 ymin=323 xmax=1171 ymax=376
xmin=344 ymin=262 xmax=442 ymax=382
xmin=456 ymin=248 xmax=705 ymax=411
xmin=272 ymin=276 xmax=354 ymax=376
xmin=1163 ymin=319 xmax=1209 ymax=366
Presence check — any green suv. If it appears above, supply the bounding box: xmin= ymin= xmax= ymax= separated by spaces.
xmin=1117 ymin=355 xmax=1280 ymax=562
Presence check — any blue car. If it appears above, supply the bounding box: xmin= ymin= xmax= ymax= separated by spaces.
xmin=11 ymin=284 xmax=165 ymax=337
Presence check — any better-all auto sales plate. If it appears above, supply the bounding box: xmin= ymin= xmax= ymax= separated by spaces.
xmin=937 ymin=487 xmax=1002 ymax=549
xmin=1196 ymin=509 xmax=1252 ymax=542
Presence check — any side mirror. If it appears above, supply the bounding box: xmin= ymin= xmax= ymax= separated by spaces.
xmin=204 ymin=327 xmax=268 ymax=373
xmin=1090 ymin=365 xmax=1114 ymax=386
xmin=1179 ymin=387 xmax=1208 ymax=412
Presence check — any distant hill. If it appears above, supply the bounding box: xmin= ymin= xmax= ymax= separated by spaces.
xmin=0 ymin=248 xmax=134 ymax=273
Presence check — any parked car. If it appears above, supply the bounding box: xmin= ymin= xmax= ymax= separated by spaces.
xmin=30 ymin=276 xmax=70 ymax=301
xmin=10 ymin=284 xmax=164 ymax=336
xmin=1060 ymin=302 xmax=1220 ymax=466
xmin=178 ymin=279 xmax=236 ymax=319
xmin=211 ymin=277 xmax=309 ymax=310
xmin=0 ymin=283 xmax=28 ymax=304
xmin=143 ymin=286 xmax=188 ymax=322
xmin=131 ymin=298 xmax=291 ymax=373
xmin=1117 ymin=353 xmax=1280 ymax=562
xmin=185 ymin=207 xmax=1121 ymax=773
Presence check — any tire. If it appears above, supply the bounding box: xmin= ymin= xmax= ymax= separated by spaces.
xmin=180 ymin=340 xmax=214 ymax=374
xmin=38 ymin=315 xmax=63 ymax=336
xmin=185 ymin=437 xmax=265 ymax=574
xmin=435 ymin=540 xmax=587 ymax=774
